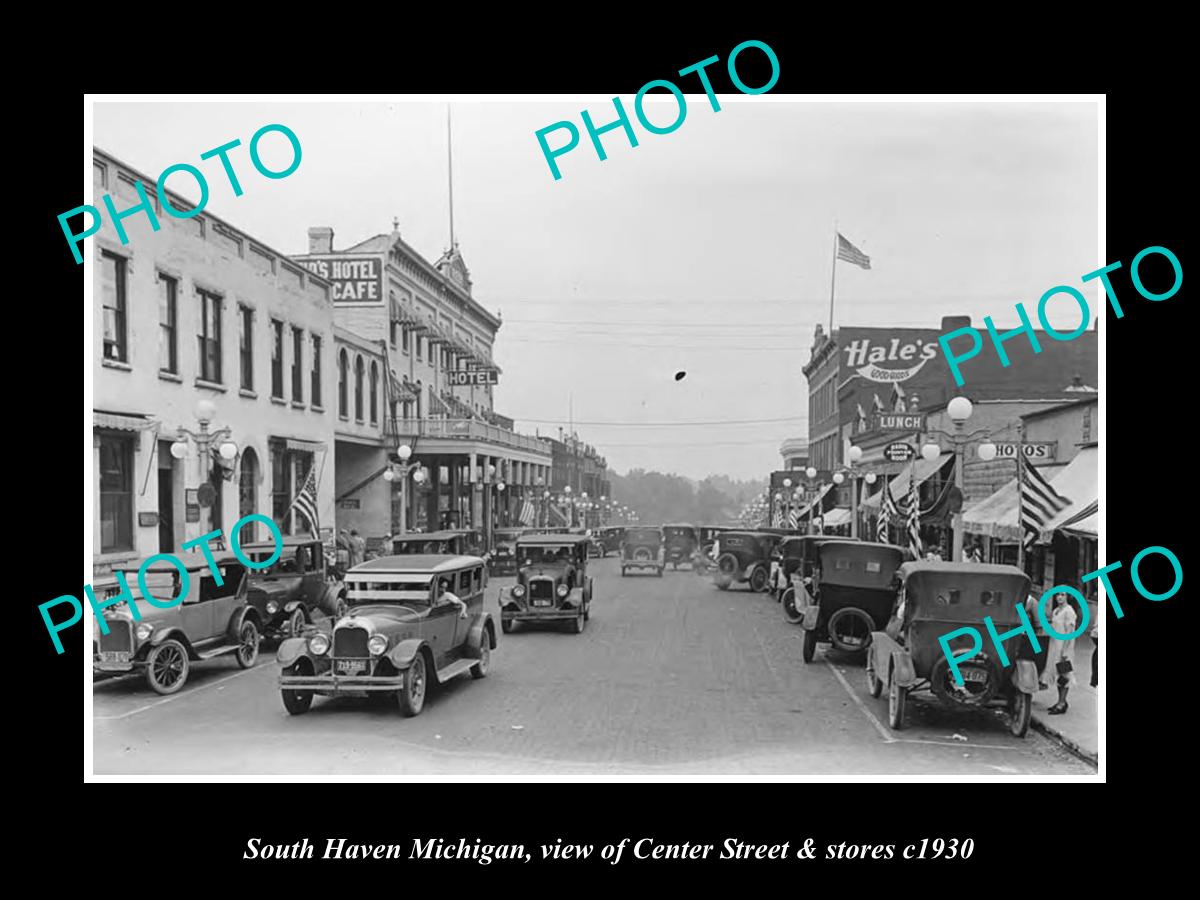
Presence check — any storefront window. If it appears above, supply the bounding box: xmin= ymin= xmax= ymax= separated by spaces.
xmin=99 ymin=434 xmax=133 ymax=552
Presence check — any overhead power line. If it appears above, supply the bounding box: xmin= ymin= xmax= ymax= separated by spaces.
xmin=513 ymin=415 xmax=807 ymax=427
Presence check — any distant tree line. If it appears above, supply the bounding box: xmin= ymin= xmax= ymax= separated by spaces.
xmin=609 ymin=469 xmax=766 ymax=526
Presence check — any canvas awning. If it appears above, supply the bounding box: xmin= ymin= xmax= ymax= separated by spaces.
xmin=1039 ymin=447 xmax=1098 ymax=541
xmin=284 ymin=438 xmax=326 ymax=453
xmin=821 ymin=507 xmax=852 ymax=527
xmin=94 ymin=410 xmax=155 ymax=431
xmin=862 ymin=452 xmax=953 ymax=510
xmin=795 ymin=483 xmax=834 ymax=519
xmin=1062 ymin=509 xmax=1098 ymax=539
xmin=961 ymin=459 xmax=1072 ymax=541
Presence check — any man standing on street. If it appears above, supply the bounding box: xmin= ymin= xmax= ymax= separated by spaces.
xmin=350 ymin=529 xmax=366 ymax=569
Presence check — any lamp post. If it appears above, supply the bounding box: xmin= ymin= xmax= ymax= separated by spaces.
xmin=381 ymin=443 xmax=426 ymax=535
xmin=170 ymin=399 xmax=238 ymax=536
xmin=920 ymin=396 xmax=997 ymax=562
xmin=830 ymin=445 xmax=878 ymax=539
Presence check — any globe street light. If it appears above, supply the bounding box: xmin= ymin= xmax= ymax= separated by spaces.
xmin=922 ymin=395 xmax=998 ymax=562
xmin=171 ymin=401 xmax=236 ymax=536
xmin=383 ymin=446 xmax=423 ymax=534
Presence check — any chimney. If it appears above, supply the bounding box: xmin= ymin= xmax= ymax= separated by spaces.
xmin=941 ymin=315 xmax=971 ymax=331
xmin=308 ymin=227 xmax=334 ymax=254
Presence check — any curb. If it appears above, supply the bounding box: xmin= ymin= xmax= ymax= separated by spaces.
xmin=1030 ymin=714 xmax=1098 ymax=766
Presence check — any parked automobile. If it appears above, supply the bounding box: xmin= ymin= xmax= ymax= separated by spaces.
xmin=92 ymin=551 xmax=261 ymax=695
xmin=392 ymin=529 xmax=484 ymax=557
xmin=697 ymin=526 xmax=729 ymax=556
xmin=587 ymin=533 xmax=605 ymax=558
xmin=500 ymin=534 xmax=593 ymax=633
xmin=712 ymin=530 xmax=784 ymax=592
xmin=620 ymin=526 xmax=665 ymax=577
xmin=597 ymin=526 xmax=626 ymax=556
xmin=276 ymin=554 xmax=495 ymax=717
xmin=794 ymin=541 xmax=909 ymax=663
xmin=866 ymin=561 xmax=1037 ymax=737
xmin=487 ymin=527 xmax=528 ymax=575
xmin=240 ymin=537 xmax=348 ymax=640
xmin=775 ymin=535 xmax=860 ymax=612
xmin=662 ymin=524 xmax=699 ymax=570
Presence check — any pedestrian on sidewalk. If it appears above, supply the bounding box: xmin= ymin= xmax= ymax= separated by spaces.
xmin=1024 ymin=591 xmax=1051 ymax=689
xmin=350 ymin=529 xmax=366 ymax=568
xmin=1044 ymin=592 xmax=1078 ymax=715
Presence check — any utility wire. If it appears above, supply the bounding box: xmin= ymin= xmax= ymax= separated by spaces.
xmin=511 ymin=415 xmax=807 ymax=426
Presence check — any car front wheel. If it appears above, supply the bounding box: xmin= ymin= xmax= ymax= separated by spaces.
xmin=501 ymin=619 xmax=514 ymax=634
xmin=288 ymin=607 xmax=306 ymax=638
xmin=146 ymin=639 xmax=189 ymax=695
xmin=281 ymin=661 xmax=314 ymax=715
xmin=570 ymin=609 xmax=585 ymax=634
xmin=398 ymin=654 xmax=428 ymax=717
xmin=888 ymin=667 xmax=907 ymax=730
xmin=749 ymin=566 xmax=768 ymax=593
xmin=802 ymin=628 xmax=817 ymax=664
xmin=1010 ymin=691 xmax=1031 ymax=737
xmin=782 ymin=588 xmax=803 ymax=625
xmin=235 ymin=620 xmax=260 ymax=668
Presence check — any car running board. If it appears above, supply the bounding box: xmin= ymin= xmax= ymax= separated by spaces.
xmin=435 ymin=658 xmax=477 ymax=682
xmin=195 ymin=644 xmax=242 ymax=661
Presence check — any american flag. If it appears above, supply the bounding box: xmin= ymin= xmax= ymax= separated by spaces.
xmin=288 ymin=467 xmax=320 ymax=535
xmin=1020 ymin=455 xmax=1070 ymax=550
xmin=836 ymin=232 xmax=871 ymax=270
xmin=519 ymin=498 xmax=537 ymax=526
xmin=879 ymin=478 xmax=899 ymax=543
xmin=906 ymin=469 xmax=922 ymax=558
xmin=787 ymin=506 xmax=799 ymax=529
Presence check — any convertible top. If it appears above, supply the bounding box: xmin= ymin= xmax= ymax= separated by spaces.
xmin=514 ymin=533 xmax=592 ymax=546
xmin=392 ymin=529 xmax=479 ymax=542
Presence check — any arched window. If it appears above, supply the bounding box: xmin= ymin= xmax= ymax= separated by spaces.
xmin=338 ymin=349 xmax=349 ymax=418
xmin=370 ymin=361 xmax=379 ymax=425
xmin=238 ymin=448 xmax=259 ymax=542
xmin=354 ymin=355 xmax=365 ymax=421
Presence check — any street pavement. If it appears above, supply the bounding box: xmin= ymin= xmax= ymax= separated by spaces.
xmin=93 ymin=557 xmax=1094 ymax=777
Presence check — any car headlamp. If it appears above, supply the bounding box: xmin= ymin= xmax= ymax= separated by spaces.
xmin=308 ymin=633 xmax=330 ymax=656
xmin=266 ymin=600 xmax=279 ymax=614
xmin=135 ymin=623 xmax=154 ymax=641
xmin=368 ymin=634 xmax=389 ymax=656
xmin=511 ymin=584 xmax=526 ymax=599
xmin=556 ymin=584 xmax=569 ymax=598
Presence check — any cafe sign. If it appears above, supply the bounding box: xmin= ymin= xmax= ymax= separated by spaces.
xmin=299 ymin=256 xmax=382 ymax=304
xmin=884 ymin=442 xmax=915 ymax=462
xmin=991 ymin=441 xmax=1057 ymax=461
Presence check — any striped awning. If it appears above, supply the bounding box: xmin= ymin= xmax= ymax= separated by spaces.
xmin=94 ymin=411 xmax=154 ymax=431
xmin=284 ymin=438 xmax=326 ymax=453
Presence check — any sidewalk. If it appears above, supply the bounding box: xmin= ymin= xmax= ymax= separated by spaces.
xmin=1030 ymin=642 xmax=1098 ymax=765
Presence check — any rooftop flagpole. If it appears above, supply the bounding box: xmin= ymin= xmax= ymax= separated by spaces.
xmin=828 ymin=222 xmax=839 ymax=332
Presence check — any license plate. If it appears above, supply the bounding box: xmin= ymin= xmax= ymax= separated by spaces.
xmin=99 ymin=651 xmax=130 ymax=664
xmin=962 ymin=669 xmax=988 ymax=683
xmin=532 ymin=599 xmax=552 ymax=607
xmin=335 ymin=659 xmax=368 ymax=675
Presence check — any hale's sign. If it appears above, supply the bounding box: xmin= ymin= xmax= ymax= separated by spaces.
xmin=873 ymin=413 xmax=926 ymax=432
xmin=448 ymin=369 xmax=499 ymax=386
xmin=992 ymin=441 xmax=1056 ymax=461
xmin=843 ymin=336 xmax=939 ymax=383
xmin=299 ymin=256 xmax=382 ymax=303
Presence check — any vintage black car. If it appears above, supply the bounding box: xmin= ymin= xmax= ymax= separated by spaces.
xmin=867 ymin=562 xmax=1038 ymax=737
xmin=662 ymin=524 xmax=699 ymax=569
xmin=774 ymin=535 xmax=860 ymax=608
xmin=93 ymin=551 xmax=261 ymax=694
xmin=277 ymin=554 xmax=495 ymax=717
xmin=621 ymin=526 xmax=665 ymax=577
xmin=487 ymin=527 xmax=528 ymax=575
xmin=392 ymin=529 xmax=484 ymax=557
xmin=712 ymin=531 xmax=785 ymax=592
xmin=597 ymin=526 xmax=626 ymax=556
xmin=500 ymin=534 xmax=593 ymax=633
xmin=240 ymin=537 xmax=348 ymax=640
xmin=794 ymin=541 xmax=909 ymax=663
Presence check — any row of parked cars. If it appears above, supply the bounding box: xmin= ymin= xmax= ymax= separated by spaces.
xmin=708 ymin=528 xmax=1040 ymax=737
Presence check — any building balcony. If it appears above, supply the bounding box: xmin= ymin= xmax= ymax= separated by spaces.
xmin=394 ymin=417 xmax=551 ymax=455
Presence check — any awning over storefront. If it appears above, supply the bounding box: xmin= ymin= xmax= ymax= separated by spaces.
xmin=1039 ymin=447 xmax=1098 ymax=541
xmin=962 ymin=460 xmax=1071 ymax=541
xmin=93 ymin=410 xmax=155 ymax=431
xmin=861 ymin=452 xmax=953 ymax=510
xmin=795 ymin=483 xmax=834 ymax=519
xmin=821 ymin=507 xmax=852 ymax=527
xmin=284 ymin=438 xmax=326 ymax=453
xmin=1062 ymin=510 xmax=1098 ymax=539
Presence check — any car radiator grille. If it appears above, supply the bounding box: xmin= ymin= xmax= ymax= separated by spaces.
xmin=333 ymin=626 xmax=369 ymax=658
xmin=529 ymin=579 xmax=555 ymax=603
xmin=98 ymin=620 xmax=132 ymax=652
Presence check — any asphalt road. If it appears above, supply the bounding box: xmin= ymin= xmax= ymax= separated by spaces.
xmin=93 ymin=557 xmax=1093 ymax=776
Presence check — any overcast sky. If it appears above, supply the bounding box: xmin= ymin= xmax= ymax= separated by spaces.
xmin=94 ymin=98 xmax=1098 ymax=480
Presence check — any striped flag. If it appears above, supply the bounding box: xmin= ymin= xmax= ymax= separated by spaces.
xmin=288 ymin=467 xmax=320 ymax=535
xmin=878 ymin=479 xmax=898 ymax=543
xmin=1020 ymin=455 xmax=1070 ymax=550
xmin=519 ymin=498 xmax=537 ymax=526
xmin=836 ymin=232 xmax=871 ymax=270
xmin=787 ymin=506 xmax=799 ymax=529
xmin=906 ymin=469 xmax=922 ymax=558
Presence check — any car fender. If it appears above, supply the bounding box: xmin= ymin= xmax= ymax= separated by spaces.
xmin=799 ymin=605 xmax=820 ymax=631
xmin=276 ymin=636 xmax=310 ymax=667
xmin=320 ymin=583 xmax=345 ymax=614
xmin=890 ymin=648 xmax=917 ymax=687
xmin=466 ymin=614 xmax=495 ymax=657
xmin=283 ymin=599 xmax=305 ymax=615
xmin=148 ymin=627 xmax=196 ymax=658
xmin=386 ymin=638 xmax=430 ymax=671
xmin=1013 ymin=659 xmax=1039 ymax=695
xmin=227 ymin=605 xmax=262 ymax=642
xmin=584 ymin=577 xmax=593 ymax=602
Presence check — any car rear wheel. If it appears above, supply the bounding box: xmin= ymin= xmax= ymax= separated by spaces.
xmin=470 ymin=631 xmax=491 ymax=679
xmin=866 ymin=654 xmax=883 ymax=698
xmin=235 ymin=620 xmax=260 ymax=669
xmin=1009 ymin=691 xmax=1031 ymax=737
xmin=749 ymin=566 xmax=768 ymax=593
xmin=802 ymin=628 xmax=817 ymax=664
xmin=717 ymin=553 xmax=738 ymax=576
xmin=288 ymin=607 xmax=306 ymax=638
xmin=145 ymin=640 xmax=189 ymax=695
xmin=398 ymin=654 xmax=427 ymax=717
xmin=888 ymin=666 xmax=907 ymax=730
xmin=782 ymin=588 xmax=803 ymax=625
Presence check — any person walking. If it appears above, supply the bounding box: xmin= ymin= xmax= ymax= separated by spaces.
xmin=336 ymin=528 xmax=352 ymax=574
xmin=1024 ymin=590 xmax=1051 ymax=689
xmin=350 ymin=529 xmax=366 ymax=569
xmin=1043 ymin=592 xmax=1078 ymax=715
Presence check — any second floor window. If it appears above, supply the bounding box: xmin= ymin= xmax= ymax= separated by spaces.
xmin=101 ymin=251 xmax=127 ymax=362
xmin=239 ymin=306 xmax=253 ymax=390
xmin=311 ymin=334 xmax=322 ymax=407
xmin=197 ymin=289 xmax=222 ymax=383
xmin=158 ymin=273 xmax=178 ymax=373
xmin=291 ymin=326 xmax=304 ymax=402
xmin=401 ymin=326 xmax=410 ymax=353
xmin=338 ymin=350 xmax=349 ymax=417
xmin=370 ymin=361 xmax=379 ymax=425
xmin=354 ymin=356 xmax=365 ymax=421
xmin=271 ymin=319 xmax=284 ymax=398
xmin=416 ymin=335 xmax=423 ymax=361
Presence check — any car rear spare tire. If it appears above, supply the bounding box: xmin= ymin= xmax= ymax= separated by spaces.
xmin=717 ymin=553 xmax=739 ymax=576
xmin=826 ymin=607 xmax=875 ymax=653
xmin=930 ymin=654 xmax=1000 ymax=706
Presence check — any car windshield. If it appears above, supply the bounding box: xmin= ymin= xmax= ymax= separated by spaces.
xmin=246 ymin=550 xmax=300 ymax=577
xmin=345 ymin=576 xmax=433 ymax=608
xmin=518 ymin=545 xmax=574 ymax=565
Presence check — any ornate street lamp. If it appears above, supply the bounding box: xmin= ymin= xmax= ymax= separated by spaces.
xmin=921 ymin=396 xmax=998 ymax=561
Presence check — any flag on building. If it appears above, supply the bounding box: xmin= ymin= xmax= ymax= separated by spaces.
xmin=548 ymin=503 xmax=569 ymax=526
xmin=879 ymin=478 xmax=898 ymax=543
xmin=1020 ymin=455 xmax=1070 ymax=550
xmin=906 ymin=469 xmax=921 ymax=558
xmin=519 ymin=498 xmax=537 ymax=526
xmin=787 ymin=506 xmax=799 ymax=529
xmin=836 ymin=232 xmax=871 ymax=270
xmin=288 ymin=467 xmax=320 ymax=535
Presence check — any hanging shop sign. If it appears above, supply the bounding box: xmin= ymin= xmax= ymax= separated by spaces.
xmin=884 ymin=442 xmax=915 ymax=462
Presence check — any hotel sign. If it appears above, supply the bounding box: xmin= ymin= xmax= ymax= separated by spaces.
xmin=448 ymin=368 xmax=499 ymax=386
xmin=299 ymin=256 xmax=382 ymax=304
